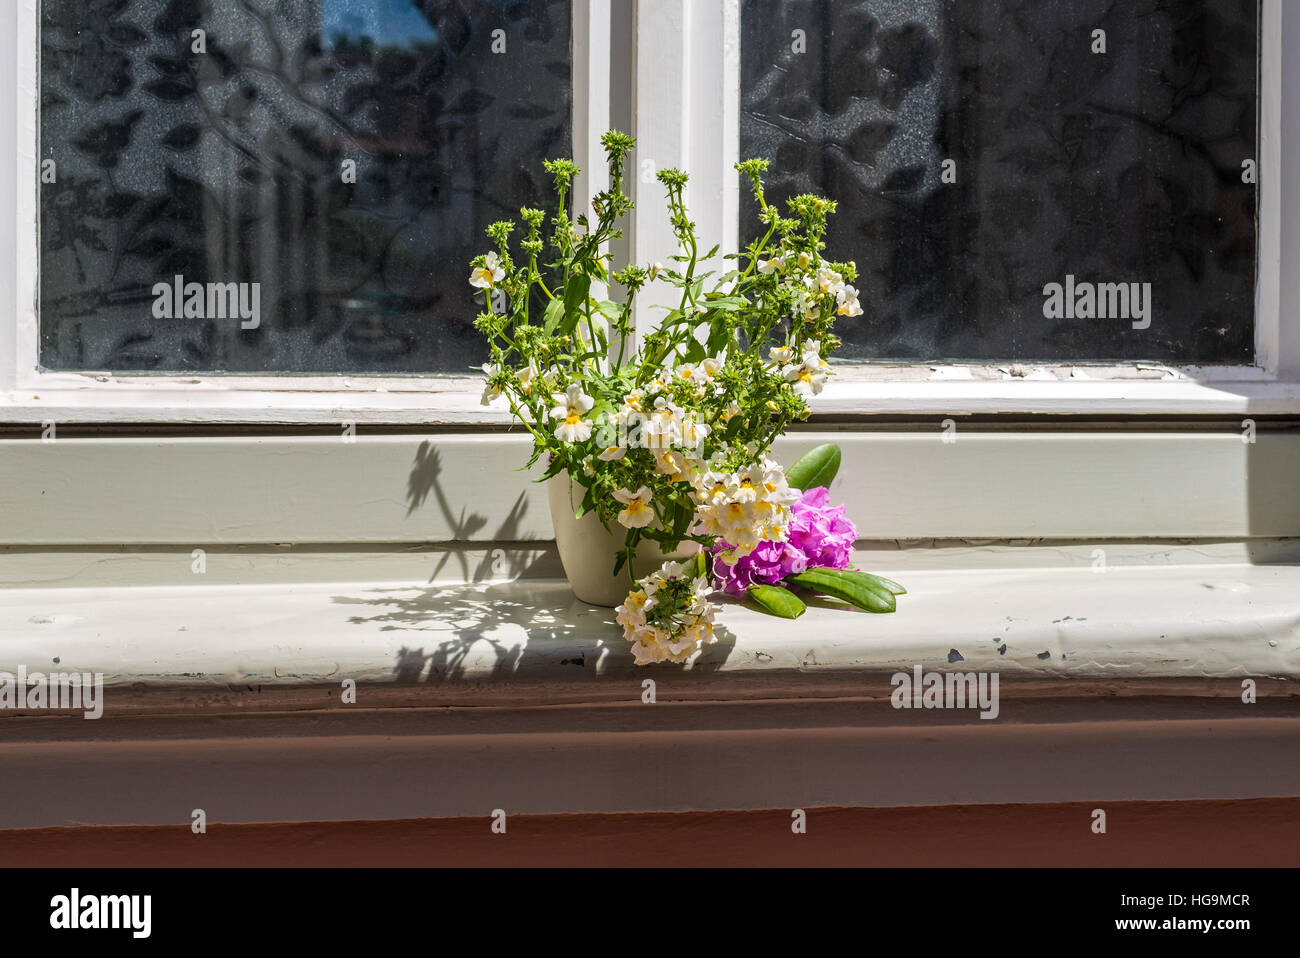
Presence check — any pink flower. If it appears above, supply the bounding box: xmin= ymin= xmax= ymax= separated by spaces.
xmin=712 ymin=486 xmax=857 ymax=596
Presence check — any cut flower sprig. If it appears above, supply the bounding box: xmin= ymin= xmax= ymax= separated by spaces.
xmin=471 ymin=132 xmax=863 ymax=663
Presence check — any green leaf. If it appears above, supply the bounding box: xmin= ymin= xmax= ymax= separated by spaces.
xmin=786 ymin=442 xmax=842 ymax=492
xmin=575 ymin=482 xmax=597 ymax=519
xmin=787 ymin=568 xmax=895 ymax=613
xmin=840 ymin=569 xmax=907 ymax=596
xmin=670 ymin=501 xmax=692 ymax=538
xmin=683 ymin=336 xmax=706 ymax=364
xmin=537 ymin=456 xmax=567 ymax=482
xmin=541 ymin=297 xmax=565 ymax=335
xmin=702 ymin=294 xmax=747 ymax=311
xmin=706 ymin=316 xmax=730 ymax=354
xmin=559 ymin=274 xmax=591 ymax=336
xmin=595 ymin=300 xmax=626 ymax=323
xmin=747 ymin=584 xmax=806 ymax=619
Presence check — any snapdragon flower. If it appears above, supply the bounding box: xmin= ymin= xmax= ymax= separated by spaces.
xmin=468 ymin=251 xmax=505 ymax=289
xmin=712 ymin=486 xmax=858 ymax=595
xmin=549 ymin=384 xmax=595 ymax=443
xmin=517 ymin=361 xmax=543 ymax=396
xmin=783 ymin=341 xmax=831 ymax=397
xmin=836 ymin=284 xmax=863 ymax=317
xmin=613 ymin=486 xmax=655 ymax=528
xmin=480 ymin=362 xmax=503 ymax=405
xmin=617 ymin=560 xmax=717 ymax=665
xmin=815 ymin=266 xmax=844 ymax=295
xmin=692 ymin=458 xmax=800 ymax=564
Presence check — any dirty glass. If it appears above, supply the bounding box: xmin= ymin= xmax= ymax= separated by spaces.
xmin=39 ymin=0 xmax=571 ymax=373
xmin=740 ymin=0 xmax=1259 ymax=363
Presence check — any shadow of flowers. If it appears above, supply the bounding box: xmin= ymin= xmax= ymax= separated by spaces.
xmin=334 ymin=582 xmax=738 ymax=682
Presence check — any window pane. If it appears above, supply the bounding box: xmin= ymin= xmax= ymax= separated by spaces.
xmin=39 ymin=0 xmax=571 ymax=373
xmin=740 ymin=0 xmax=1259 ymax=363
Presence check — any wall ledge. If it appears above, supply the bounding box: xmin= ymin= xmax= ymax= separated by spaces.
xmin=2 ymin=562 xmax=1299 ymax=693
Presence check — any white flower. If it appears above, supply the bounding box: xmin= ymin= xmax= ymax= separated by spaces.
xmin=643 ymin=397 xmax=682 ymax=449
xmin=758 ymin=255 xmax=786 ymax=274
xmin=615 ymin=388 xmax=647 ymax=426
xmin=783 ymin=356 xmax=829 ymax=397
xmin=649 ymin=262 xmax=663 ymax=280
xmin=815 ymin=266 xmax=844 ymax=296
xmin=782 ymin=342 xmax=830 ymax=397
xmin=616 ymin=589 xmax=655 ymax=630
xmin=517 ymin=361 xmax=539 ymax=395
xmin=769 ymin=345 xmax=793 ymax=363
xmin=480 ymin=363 xmax=503 ymax=405
xmin=597 ymin=444 xmax=626 ymax=461
xmin=549 ymin=383 xmax=595 ymax=443
xmin=797 ymin=251 xmax=812 ymax=269
xmin=696 ymin=471 xmax=732 ymax=507
xmin=469 ymin=251 xmax=505 ymax=289
xmin=690 ymin=457 xmax=799 ymax=560
xmin=613 ymin=486 xmax=655 ymax=528
xmin=679 ymin=416 xmax=711 ymax=451
xmin=836 ymin=283 xmax=863 ymax=317
xmin=700 ymin=357 xmax=723 ymax=380
xmin=620 ymin=560 xmax=719 ymax=665
xmin=653 ymin=448 xmax=687 ymax=480
xmin=673 ymin=363 xmax=700 ymax=385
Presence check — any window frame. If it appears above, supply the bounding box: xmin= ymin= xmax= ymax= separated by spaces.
xmin=2 ymin=0 xmax=1298 ymax=424
xmin=1 ymin=0 xmax=608 ymax=425
xmin=628 ymin=0 xmax=1300 ymax=418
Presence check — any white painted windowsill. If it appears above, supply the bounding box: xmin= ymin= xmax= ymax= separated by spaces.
xmin=4 ymin=562 xmax=1299 ymax=691
xmin=6 ymin=374 xmax=1300 ymax=424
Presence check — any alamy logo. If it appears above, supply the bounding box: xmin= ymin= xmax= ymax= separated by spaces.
xmin=152 ymin=274 xmax=261 ymax=329
xmin=0 ymin=666 xmax=103 ymax=719
xmin=1042 ymin=274 xmax=1151 ymax=330
xmin=890 ymin=665 xmax=1000 ymax=719
xmin=50 ymin=889 xmax=151 ymax=939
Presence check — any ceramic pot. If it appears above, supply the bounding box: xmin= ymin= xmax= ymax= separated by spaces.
xmin=547 ymin=472 xmax=699 ymax=606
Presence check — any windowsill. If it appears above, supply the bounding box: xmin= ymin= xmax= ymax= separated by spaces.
xmin=6 ymin=371 xmax=1300 ymax=425
xmin=4 ymin=560 xmax=1299 ymax=828
xmin=4 ymin=561 xmax=1298 ymax=691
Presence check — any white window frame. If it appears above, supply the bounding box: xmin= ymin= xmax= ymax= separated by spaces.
xmin=2 ymin=0 xmax=1298 ymax=423
xmin=0 ymin=0 xmax=610 ymax=426
xmin=630 ymin=0 xmax=1300 ymax=418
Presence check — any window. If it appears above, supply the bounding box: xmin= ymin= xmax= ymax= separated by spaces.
xmin=38 ymin=0 xmax=571 ymax=374
xmin=3 ymin=0 xmax=1299 ymax=422
xmin=739 ymin=0 xmax=1260 ymax=364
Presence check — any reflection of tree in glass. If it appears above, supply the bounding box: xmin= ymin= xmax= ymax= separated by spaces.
xmin=39 ymin=0 xmax=573 ymax=373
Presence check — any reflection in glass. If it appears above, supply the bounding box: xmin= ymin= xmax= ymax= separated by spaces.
xmin=40 ymin=0 xmax=572 ymax=373
xmin=740 ymin=0 xmax=1259 ymax=363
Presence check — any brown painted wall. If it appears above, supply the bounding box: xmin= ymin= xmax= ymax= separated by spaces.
xmin=6 ymin=797 xmax=1298 ymax=867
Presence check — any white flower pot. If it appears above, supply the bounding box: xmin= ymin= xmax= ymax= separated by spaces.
xmin=547 ymin=472 xmax=700 ymax=607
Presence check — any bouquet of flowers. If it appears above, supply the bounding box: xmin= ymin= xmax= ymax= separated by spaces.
xmin=471 ymin=130 xmax=902 ymax=665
